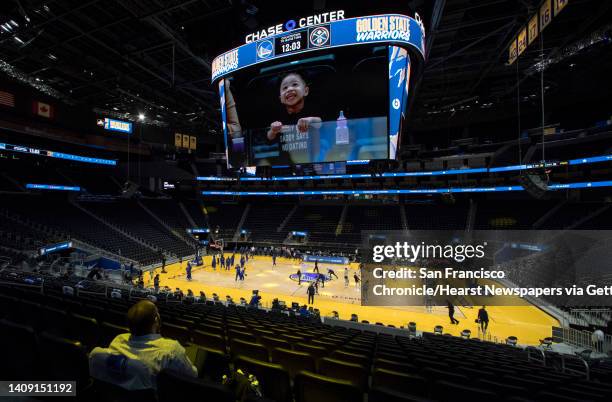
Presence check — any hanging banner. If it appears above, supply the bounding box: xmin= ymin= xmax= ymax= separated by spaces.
xmin=175 ymin=133 xmax=182 ymax=147
xmin=508 ymin=38 xmax=518 ymax=65
xmin=554 ymin=0 xmax=569 ymax=16
xmin=528 ymin=14 xmax=539 ymax=45
xmin=182 ymin=134 xmax=190 ymax=148
xmin=517 ymin=27 xmax=527 ymax=56
xmin=189 ymin=136 xmax=197 ymax=150
xmin=540 ymin=0 xmax=553 ymax=31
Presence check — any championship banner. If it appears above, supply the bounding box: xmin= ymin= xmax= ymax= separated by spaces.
xmin=174 ymin=133 xmax=182 ymax=148
xmin=182 ymin=134 xmax=190 ymax=149
xmin=508 ymin=38 xmax=518 ymax=65
xmin=540 ymin=0 xmax=553 ymax=32
xmin=189 ymin=136 xmax=197 ymax=150
xmin=528 ymin=15 xmax=539 ymax=45
xmin=517 ymin=27 xmax=527 ymax=56
xmin=211 ymin=13 xmax=426 ymax=82
xmin=554 ymin=0 xmax=569 ymax=16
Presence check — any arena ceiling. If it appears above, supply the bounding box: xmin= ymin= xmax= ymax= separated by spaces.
xmin=0 ymin=0 xmax=610 ymax=133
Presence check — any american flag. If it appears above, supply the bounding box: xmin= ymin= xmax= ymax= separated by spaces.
xmin=0 ymin=90 xmax=15 ymax=107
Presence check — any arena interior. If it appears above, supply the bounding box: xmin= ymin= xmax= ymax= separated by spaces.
xmin=0 ymin=0 xmax=612 ymax=401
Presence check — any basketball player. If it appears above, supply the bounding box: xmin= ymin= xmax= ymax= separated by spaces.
xmin=327 ymin=268 xmax=338 ymax=279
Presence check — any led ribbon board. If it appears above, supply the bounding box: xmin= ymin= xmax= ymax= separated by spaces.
xmin=39 ymin=241 xmax=73 ymax=255
xmin=195 ymin=152 xmax=612 ymax=182
xmin=303 ymin=255 xmax=349 ymax=264
xmin=0 ymin=142 xmax=117 ymax=165
xmin=201 ymin=181 xmax=612 ymax=196
xmin=211 ymin=14 xmax=425 ymax=82
xmin=26 ymin=184 xmax=81 ymax=191
xmin=186 ymin=228 xmax=210 ymax=234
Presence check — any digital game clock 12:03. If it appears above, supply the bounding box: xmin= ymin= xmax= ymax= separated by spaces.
xmin=275 ymin=30 xmax=308 ymax=55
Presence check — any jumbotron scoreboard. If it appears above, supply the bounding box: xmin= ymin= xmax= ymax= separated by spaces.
xmin=212 ymin=11 xmax=426 ymax=169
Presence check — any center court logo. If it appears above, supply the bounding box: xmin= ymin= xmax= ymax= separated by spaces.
xmin=309 ymin=26 xmax=330 ymax=47
xmin=256 ymin=39 xmax=274 ymax=60
xmin=289 ymin=272 xmax=332 ymax=282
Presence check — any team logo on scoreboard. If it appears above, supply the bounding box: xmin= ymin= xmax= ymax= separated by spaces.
xmin=256 ymin=39 xmax=274 ymax=60
xmin=309 ymin=26 xmax=330 ymax=47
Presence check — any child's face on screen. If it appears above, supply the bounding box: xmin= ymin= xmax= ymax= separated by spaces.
xmin=279 ymin=74 xmax=309 ymax=107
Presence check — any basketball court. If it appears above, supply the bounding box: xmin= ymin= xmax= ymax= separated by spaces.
xmin=149 ymin=255 xmax=559 ymax=345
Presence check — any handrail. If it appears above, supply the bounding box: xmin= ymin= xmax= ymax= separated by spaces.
xmin=561 ymin=355 xmax=590 ymax=380
xmin=526 ymin=346 xmax=546 ymax=366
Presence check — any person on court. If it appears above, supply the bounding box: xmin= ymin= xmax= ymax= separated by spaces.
xmin=272 ymin=254 xmax=277 ymax=266
xmin=478 ymin=305 xmax=490 ymax=333
xmin=344 ymin=267 xmax=349 ymax=287
xmin=211 ymin=254 xmax=216 ymax=271
xmin=153 ymin=274 xmax=160 ymax=292
xmin=296 ymin=269 xmax=302 ymax=285
xmin=313 ymin=260 xmax=319 ymax=273
xmin=354 ymin=273 xmax=360 ymax=288
xmin=327 ymin=268 xmax=338 ymax=280
xmin=220 ymin=254 xmax=225 ymax=269
xmin=160 ymin=255 xmax=167 ymax=274
xmin=235 ymin=265 xmax=241 ymax=281
xmin=362 ymin=280 xmax=369 ymax=303
xmin=186 ymin=262 xmax=192 ymax=281
xmin=318 ymin=273 xmax=326 ymax=288
xmin=447 ymin=300 xmax=459 ymax=325
xmin=307 ymin=283 xmax=316 ymax=304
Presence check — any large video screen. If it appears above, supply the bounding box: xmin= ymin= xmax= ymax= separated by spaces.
xmin=222 ymin=45 xmax=390 ymax=168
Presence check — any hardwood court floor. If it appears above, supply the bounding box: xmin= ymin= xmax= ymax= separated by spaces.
xmin=149 ymin=255 xmax=558 ymax=345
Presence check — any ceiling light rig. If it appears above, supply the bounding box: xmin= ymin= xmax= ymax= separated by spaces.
xmin=528 ymin=23 xmax=612 ymax=75
xmin=0 ymin=59 xmax=71 ymax=102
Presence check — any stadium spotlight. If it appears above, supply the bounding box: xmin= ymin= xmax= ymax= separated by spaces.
xmin=138 ymin=113 xmax=145 ymax=121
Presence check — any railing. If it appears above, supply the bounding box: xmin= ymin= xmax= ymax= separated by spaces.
xmin=477 ymin=326 xmax=498 ymax=343
xmin=569 ymin=308 xmax=611 ymax=328
xmin=0 ymin=256 xmax=11 ymax=269
xmin=560 ymin=326 xmax=612 ymax=354
xmin=560 ymin=354 xmax=590 ymax=380
xmin=526 ymin=346 xmax=546 ymax=366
